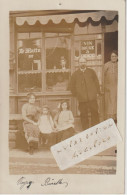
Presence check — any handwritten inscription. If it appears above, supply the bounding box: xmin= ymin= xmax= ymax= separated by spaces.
xmin=51 ymin=119 xmax=122 ymax=170
xmin=17 ymin=177 xmax=34 ymax=190
xmin=41 ymin=177 xmax=68 ymax=188
xmin=17 ymin=176 xmax=68 ymax=190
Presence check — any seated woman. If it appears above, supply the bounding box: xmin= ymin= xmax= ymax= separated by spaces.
xmin=22 ymin=92 xmax=40 ymax=155
xmin=54 ymin=100 xmax=75 ymax=143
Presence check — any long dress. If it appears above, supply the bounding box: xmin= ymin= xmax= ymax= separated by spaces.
xmin=104 ymin=61 xmax=118 ymax=120
xmin=22 ymin=103 xmax=40 ymax=144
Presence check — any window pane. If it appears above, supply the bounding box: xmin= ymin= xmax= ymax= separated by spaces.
xmin=45 ymin=34 xmax=71 ymax=91
xmin=17 ymin=33 xmax=29 ymax=39
xmin=17 ymin=38 xmax=42 ymax=93
xmin=30 ymin=32 xmax=42 ymax=38
xmin=45 ymin=33 xmax=58 ymax=37
xmin=18 ymin=73 xmax=42 ymax=93
xmin=17 ymin=39 xmax=41 ymax=71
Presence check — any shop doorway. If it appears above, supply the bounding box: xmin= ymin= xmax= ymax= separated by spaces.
xmin=104 ymin=31 xmax=118 ymax=63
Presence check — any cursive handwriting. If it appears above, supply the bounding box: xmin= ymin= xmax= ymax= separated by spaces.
xmin=17 ymin=177 xmax=34 ymax=190
xmin=41 ymin=177 xmax=68 ymax=188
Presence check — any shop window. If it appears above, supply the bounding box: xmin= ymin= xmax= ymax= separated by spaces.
xmin=17 ymin=33 xmax=42 ymax=93
xmin=45 ymin=33 xmax=71 ymax=91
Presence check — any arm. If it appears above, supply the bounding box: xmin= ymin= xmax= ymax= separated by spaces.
xmin=22 ymin=104 xmax=37 ymax=125
xmin=54 ymin=112 xmax=59 ymax=128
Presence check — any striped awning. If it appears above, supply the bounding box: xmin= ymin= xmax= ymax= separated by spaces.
xmin=16 ymin=11 xmax=118 ymax=26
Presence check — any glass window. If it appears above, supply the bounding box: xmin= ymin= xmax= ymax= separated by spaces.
xmin=74 ymin=35 xmax=103 ymax=67
xmin=45 ymin=33 xmax=71 ymax=91
xmin=17 ymin=33 xmax=29 ymax=39
xmin=17 ymin=35 xmax=42 ymax=93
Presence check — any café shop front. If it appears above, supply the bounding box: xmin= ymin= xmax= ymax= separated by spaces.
xmin=9 ymin=10 xmax=118 ymax=130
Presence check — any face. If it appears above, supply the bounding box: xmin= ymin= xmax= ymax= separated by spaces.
xmin=79 ymin=58 xmax=87 ymax=69
xmin=111 ymin=53 xmax=118 ymax=63
xmin=61 ymin=102 xmax=68 ymax=110
xmin=42 ymin=108 xmax=48 ymax=115
xmin=28 ymin=95 xmax=35 ymax=104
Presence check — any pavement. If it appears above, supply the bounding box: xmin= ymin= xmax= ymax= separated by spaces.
xmin=9 ymin=147 xmax=116 ymax=175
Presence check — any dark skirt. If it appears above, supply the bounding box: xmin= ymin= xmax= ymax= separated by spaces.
xmin=56 ymin=127 xmax=75 ymax=143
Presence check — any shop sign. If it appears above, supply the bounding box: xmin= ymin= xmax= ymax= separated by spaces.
xmin=81 ymin=40 xmax=95 ymax=54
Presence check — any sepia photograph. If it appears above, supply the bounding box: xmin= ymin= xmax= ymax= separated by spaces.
xmin=0 ymin=0 xmax=125 ymax=193
xmin=9 ymin=10 xmax=119 ymax=175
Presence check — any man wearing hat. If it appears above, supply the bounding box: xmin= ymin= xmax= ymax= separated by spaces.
xmin=70 ymin=56 xmax=100 ymax=130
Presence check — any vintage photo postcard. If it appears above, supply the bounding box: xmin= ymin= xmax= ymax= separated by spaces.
xmin=0 ymin=0 xmax=126 ymax=194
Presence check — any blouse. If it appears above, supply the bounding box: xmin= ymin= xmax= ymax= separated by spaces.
xmin=55 ymin=110 xmax=74 ymax=131
xmin=22 ymin=103 xmax=40 ymax=122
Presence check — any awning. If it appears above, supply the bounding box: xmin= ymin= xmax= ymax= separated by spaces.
xmin=16 ymin=11 xmax=118 ymax=26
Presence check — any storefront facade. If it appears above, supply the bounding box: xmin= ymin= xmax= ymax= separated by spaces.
xmin=9 ymin=10 xmax=118 ymax=127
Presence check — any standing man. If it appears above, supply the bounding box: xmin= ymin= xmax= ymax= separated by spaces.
xmin=70 ymin=56 xmax=100 ymax=130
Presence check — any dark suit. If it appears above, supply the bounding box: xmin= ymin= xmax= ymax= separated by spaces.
xmin=70 ymin=68 xmax=100 ymax=130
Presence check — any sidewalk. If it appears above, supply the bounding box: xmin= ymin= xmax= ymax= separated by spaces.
xmin=9 ymin=147 xmax=116 ymax=175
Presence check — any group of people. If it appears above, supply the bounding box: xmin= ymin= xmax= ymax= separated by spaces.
xmin=22 ymin=50 xmax=118 ymax=155
xmin=22 ymin=95 xmax=75 ymax=154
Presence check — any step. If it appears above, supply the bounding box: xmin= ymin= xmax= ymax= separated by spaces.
xmin=9 ymin=148 xmax=116 ymax=175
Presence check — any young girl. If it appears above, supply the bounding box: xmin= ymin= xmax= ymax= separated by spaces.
xmin=54 ymin=100 xmax=75 ymax=143
xmin=38 ymin=105 xmax=55 ymax=147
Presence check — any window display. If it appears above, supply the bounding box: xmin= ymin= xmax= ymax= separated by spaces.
xmin=17 ymin=37 xmax=42 ymax=93
xmin=45 ymin=33 xmax=71 ymax=91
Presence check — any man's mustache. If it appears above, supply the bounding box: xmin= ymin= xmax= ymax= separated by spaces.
xmin=80 ymin=65 xmax=86 ymax=69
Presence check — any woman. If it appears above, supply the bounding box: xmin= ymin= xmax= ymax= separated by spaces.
xmin=104 ymin=50 xmax=118 ymax=122
xmin=22 ymin=92 xmax=40 ymax=154
xmin=54 ymin=100 xmax=75 ymax=143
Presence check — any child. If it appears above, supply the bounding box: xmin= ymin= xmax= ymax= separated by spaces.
xmin=54 ymin=100 xmax=75 ymax=143
xmin=38 ymin=105 xmax=55 ymax=147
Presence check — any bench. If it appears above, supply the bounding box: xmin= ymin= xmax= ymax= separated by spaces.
xmin=9 ymin=114 xmax=23 ymax=149
xmin=9 ymin=114 xmax=116 ymax=156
